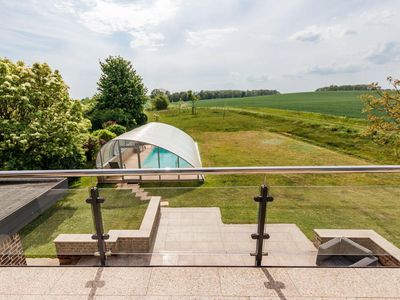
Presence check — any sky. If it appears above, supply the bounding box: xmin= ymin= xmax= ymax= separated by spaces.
xmin=1 ymin=0 xmax=400 ymax=99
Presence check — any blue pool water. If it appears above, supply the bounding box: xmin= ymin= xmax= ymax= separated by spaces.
xmin=143 ymin=147 xmax=191 ymax=168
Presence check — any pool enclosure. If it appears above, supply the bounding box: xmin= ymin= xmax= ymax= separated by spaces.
xmin=96 ymin=122 xmax=202 ymax=182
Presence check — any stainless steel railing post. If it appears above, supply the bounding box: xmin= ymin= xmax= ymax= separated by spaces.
xmin=86 ymin=187 xmax=109 ymax=266
xmin=251 ymin=184 xmax=274 ymax=266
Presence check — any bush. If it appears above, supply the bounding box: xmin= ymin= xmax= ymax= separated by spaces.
xmin=106 ymin=124 xmax=126 ymax=136
xmin=83 ymin=134 xmax=100 ymax=161
xmin=151 ymin=94 xmax=170 ymax=110
xmin=88 ymin=108 xmax=133 ymax=130
xmin=92 ymin=129 xmax=116 ymax=144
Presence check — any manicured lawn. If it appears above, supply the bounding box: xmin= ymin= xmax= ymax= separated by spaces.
xmin=143 ymin=108 xmax=400 ymax=247
xmin=20 ymin=187 xmax=148 ymax=257
xmin=196 ymin=91 xmax=372 ymax=118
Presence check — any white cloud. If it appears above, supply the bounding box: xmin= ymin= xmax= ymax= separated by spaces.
xmin=56 ymin=0 xmax=179 ymax=50
xmin=2 ymin=0 xmax=400 ymax=96
xmin=186 ymin=27 xmax=238 ymax=48
xmin=76 ymin=0 xmax=180 ymax=34
xmin=129 ymin=31 xmax=165 ymax=51
xmin=366 ymin=42 xmax=400 ymax=64
xmin=359 ymin=9 xmax=395 ymax=25
xmin=305 ymin=64 xmax=364 ymax=75
xmin=291 ymin=24 xmax=355 ymax=42
xmin=247 ymin=74 xmax=270 ymax=83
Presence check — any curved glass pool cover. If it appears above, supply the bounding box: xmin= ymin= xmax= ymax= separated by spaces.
xmin=96 ymin=122 xmax=202 ymax=170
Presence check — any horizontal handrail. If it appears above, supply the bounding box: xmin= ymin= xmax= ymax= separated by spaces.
xmin=0 ymin=165 xmax=400 ymax=178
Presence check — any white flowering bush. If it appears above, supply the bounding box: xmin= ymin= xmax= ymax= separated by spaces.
xmin=0 ymin=58 xmax=90 ymax=170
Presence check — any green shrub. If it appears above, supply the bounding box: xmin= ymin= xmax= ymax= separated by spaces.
xmin=83 ymin=134 xmax=100 ymax=161
xmin=92 ymin=129 xmax=116 ymax=144
xmin=151 ymin=94 xmax=170 ymax=110
xmin=106 ymin=124 xmax=127 ymax=136
xmin=88 ymin=108 xmax=133 ymax=130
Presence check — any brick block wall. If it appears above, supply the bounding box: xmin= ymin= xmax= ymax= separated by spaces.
xmin=54 ymin=197 xmax=161 ymax=263
xmin=0 ymin=234 xmax=27 ymax=266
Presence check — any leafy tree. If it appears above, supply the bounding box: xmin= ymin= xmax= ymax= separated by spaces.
xmin=106 ymin=124 xmax=127 ymax=136
xmin=151 ymin=94 xmax=170 ymax=110
xmin=362 ymin=77 xmax=400 ymax=157
xmin=150 ymin=88 xmax=169 ymax=98
xmin=187 ymin=90 xmax=198 ymax=115
xmin=91 ymin=55 xmax=148 ymax=129
xmin=0 ymin=58 xmax=90 ymax=170
xmin=92 ymin=129 xmax=116 ymax=145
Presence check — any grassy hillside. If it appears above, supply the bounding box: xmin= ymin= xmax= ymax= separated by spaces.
xmin=196 ymin=91 xmax=372 ymax=118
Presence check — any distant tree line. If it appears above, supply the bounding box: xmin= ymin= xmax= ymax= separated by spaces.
xmin=151 ymin=89 xmax=279 ymax=102
xmin=316 ymin=84 xmax=375 ymax=92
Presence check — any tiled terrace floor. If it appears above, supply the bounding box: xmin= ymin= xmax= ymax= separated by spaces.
xmin=1 ymin=266 xmax=399 ymax=299
xmin=152 ymin=208 xmax=317 ymax=266
xmin=78 ymin=207 xmax=317 ymax=266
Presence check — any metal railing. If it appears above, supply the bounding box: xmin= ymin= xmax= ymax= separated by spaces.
xmin=1 ymin=165 xmax=400 ymax=178
xmin=2 ymin=165 xmax=400 ymax=267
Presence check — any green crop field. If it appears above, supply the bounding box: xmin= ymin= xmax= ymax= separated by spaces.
xmin=196 ymin=91 xmax=372 ymax=118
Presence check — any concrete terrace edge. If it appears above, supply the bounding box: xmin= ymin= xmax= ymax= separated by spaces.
xmin=53 ymin=196 xmax=161 ymax=261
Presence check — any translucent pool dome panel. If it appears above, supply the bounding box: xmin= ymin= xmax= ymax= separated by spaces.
xmin=142 ymin=148 xmax=192 ymax=169
xmin=96 ymin=122 xmax=202 ymax=169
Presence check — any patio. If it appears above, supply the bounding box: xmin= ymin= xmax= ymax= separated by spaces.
xmin=78 ymin=207 xmax=317 ymax=266
xmin=1 ymin=266 xmax=399 ymax=298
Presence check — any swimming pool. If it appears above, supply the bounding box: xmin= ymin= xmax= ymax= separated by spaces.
xmin=142 ymin=147 xmax=192 ymax=168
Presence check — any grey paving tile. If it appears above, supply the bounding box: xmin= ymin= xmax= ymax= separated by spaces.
xmin=355 ymin=268 xmax=400 ymax=298
xmin=96 ymin=267 xmax=152 ymax=296
xmin=147 ymin=267 xmax=221 ymax=296
xmin=219 ymin=267 xmax=300 ymax=297
xmin=46 ymin=267 xmax=99 ymax=296
xmin=286 ymin=268 xmax=372 ymax=298
xmin=0 ymin=267 xmax=65 ymax=295
xmin=150 ymin=254 xmax=179 ymax=265
xmin=0 ymin=296 xmax=88 ymax=300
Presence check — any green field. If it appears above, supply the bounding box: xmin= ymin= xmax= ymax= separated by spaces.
xmin=143 ymin=108 xmax=400 ymax=246
xmin=196 ymin=91 xmax=372 ymax=118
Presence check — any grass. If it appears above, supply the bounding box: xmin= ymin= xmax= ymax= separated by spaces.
xmin=143 ymin=108 xmax=400 ymax=247
xmin=196 ymin=91 xmax=372 ymax=118
xmin=20 ymin=186 xmax=148 ymax=257
xmin=155 ymin=108 xmax=398 ymax=165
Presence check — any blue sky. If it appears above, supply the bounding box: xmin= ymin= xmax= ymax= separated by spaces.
xmin=1 ymin=0 xmax=400 ymax=98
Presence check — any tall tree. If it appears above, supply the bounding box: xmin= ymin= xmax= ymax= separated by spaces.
xmin=0 ymin=58 xmax=90 ymax=170
xmin=187 ymin=90 xmax=198 ymax=115
xmin=362 ymin=77 xmax=400 ymax=157
xmin=92 ymin=55 xmax=147 ymax=129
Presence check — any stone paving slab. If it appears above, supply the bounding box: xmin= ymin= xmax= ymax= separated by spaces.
xmin=0 ymin=267 xmax=399 ymax=299
xmin=150 ymin=208 xmax=318 ymax=267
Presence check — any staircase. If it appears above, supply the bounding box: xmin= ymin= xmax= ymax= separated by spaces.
xmin=116 ymin=183 xmax=151 ymax=201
